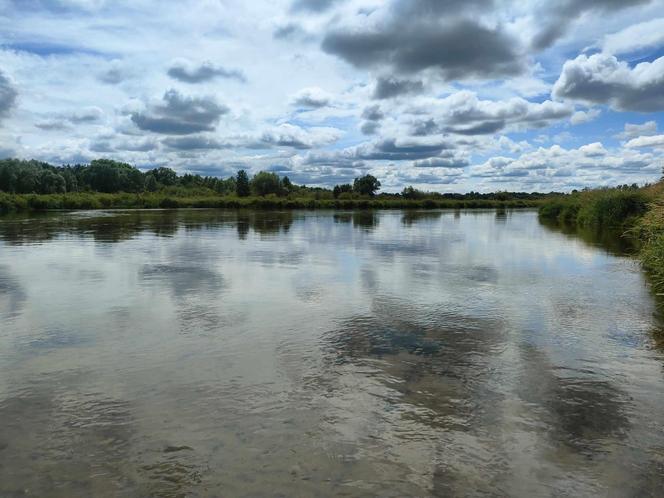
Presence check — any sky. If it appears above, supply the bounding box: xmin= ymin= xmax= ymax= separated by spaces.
xmin=1 ymin=0 xmax=664 ymax=192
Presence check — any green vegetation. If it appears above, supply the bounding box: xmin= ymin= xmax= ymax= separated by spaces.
xmin=539 ymin=181 xmax=664 ymax=293
xmin=538 ymin=184 xmax=649 ymax=229
xmin=0 ymin=157 xmax=552 ymax=214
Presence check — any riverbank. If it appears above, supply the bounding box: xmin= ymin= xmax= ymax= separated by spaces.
xmin=0 ymin=191 xmax=542 ymax=213
xmin=539 ymin=182 xmax=664 ymax=292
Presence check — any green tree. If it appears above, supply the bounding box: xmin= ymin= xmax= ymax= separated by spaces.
xmin=236 ymin=170 xmax=251 ymax=197
xmin=15 ymin=165 xmax=38 ymax=193
xmin=37 ymin=169 xmax=66 ymax=194
xmin=149 ymin=167 xmax=178 ymax=187
xmin=84 ymin=159 xmax=144 ymax=193
xmin=61 ymin=169 xmax=78 ymax=193
xmin=145 ymin=174 xmax=158 ymax=192
xmin=353 ymin=175 xmax=381 ymax=196
xmin=0 ymin=162 xmax=17 ymax=192
xmin=401 ymin=186 xmax=423 ymax=200
xmin=281 ymin=176 xmax=293 ymax=194
xmin=333 ymin=184 xmax=353 ymax=198
xmin=251 ymin=171 xmax=281 ymax=196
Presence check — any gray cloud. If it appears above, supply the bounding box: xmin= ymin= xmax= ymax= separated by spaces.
xmin=395 ymin=170 xmax=462 ymax=185
xmin=167 ymin=61 xmax=246 ymax=84
xmin=67 ymin=106 xmax=103 ymax=123
xmin=3 ymin=0 xmax=103 ymax=13
xmin=291 ymin=0 xmax=343 ymax=13
xmin=408 ymin=91 xmax=573 ymax=136
xmin=365 ymin=138 xmax=452 ymax=160
xmin=97 ymin=62 xmax=131 ymax=85
xmin=119 ymin=138 xmax=158 ymax=152
xmin=552 ymin=53 xmax=664 ymax=112
xmin=373 ymin=77 xmax=424 ymax=99
xmin=306 ymin=138 xmax=453 ymax=164
xmin=89 ymin=140 xmax=114 ymax=153
xmin=411 ymin=118 xmax=437 ymax=136
xmin=360 ymin=105 xmax=385 ymax=135
xmin=361 ymin=105 xmax=384 ymax=121
xmin=446 ymin=120 xmax=506 ymax=135
xmin=360 ymin=121 xmax=380 ymax=135
xmin=162 ymin=135 xmax=230 ymax=150
xmin=322 ymin=17 xmax=523 ymax=80
xmin=35 ymin=106 xmax=102 ymax=131
xmin=260 ymin=124 xmax=342 ymax=149
xmin=35 ymin=120 xmax=70 ymax=131
xmin=131 ymin=89 xmax=229 ymax=135
xmin=299 ymin=137 xmax=456 ymax=168
xmin=0 ymin=71 xmax=18 ymax=122
xmin=91 ymin=137 xmax=158 ymax=153
xmin=413 ymin=154 xmax=469 ymax=168
xmin=393 ymin=0 xmax=494 ymax=16
xmin=273 ymin=23 xmax=311 ymax=41
xmin=532 ymin=0 xmax=653 ymax=50
xmin=291 ymin=87 xmax=331 ymax=108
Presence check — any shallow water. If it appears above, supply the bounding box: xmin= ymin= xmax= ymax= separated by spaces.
xmin=0 ymin=209 xmax=663 ymax=497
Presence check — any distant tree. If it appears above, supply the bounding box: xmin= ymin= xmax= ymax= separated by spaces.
xmin=401 ymin=186 xmax=423 ymax=200
xmin=494 ymin=191 xmax=510 ymax=201
xmin=61 ymin=169 xmax=78 ymax=193
xmin=251 ymin=171 xmax=281 ymax=196
xmin=0 ymin=162 xmax=17 ymax=192
xmin=180 ymin=173 xmax=204 ymax=187
xmin=214 ymin=176 xmax=236 ymax=195
xmin=83 ymin=159 xmax=144 ymax=193
xmin=15 ymin=165 xmax=38 ymax=193
xmin=281 ymin=176 xmax=293 ymax=194
xmin=149 ymin=167 xmax=177 ymax=187
xmin=145 ymin=174 xmax=158 ymax=192
xmin=333 ymin=184 xmax=353 ymax=198
xmin=37 ymin=169 xmax=66 ymax=194
xmin=236 ymin=170 xmax=251 ymax=197
xmin=126 ymin=167 xmax=145 ymax=192
xmin=353 ymin=175 xmax=381 ymax=196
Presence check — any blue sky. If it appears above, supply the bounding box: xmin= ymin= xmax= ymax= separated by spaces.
xmin=1 ymin=0 xmax=664 ymax=192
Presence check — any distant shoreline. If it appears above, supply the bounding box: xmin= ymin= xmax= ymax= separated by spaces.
xmin=0 ymin=192 xmax=542 ymax=214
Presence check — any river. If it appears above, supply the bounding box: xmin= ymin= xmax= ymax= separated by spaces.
xmin=0 ymin=209 xmax=662 ymax=497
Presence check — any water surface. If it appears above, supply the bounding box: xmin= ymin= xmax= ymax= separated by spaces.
xmin=0 ymin=209 xmax=663 ymax=497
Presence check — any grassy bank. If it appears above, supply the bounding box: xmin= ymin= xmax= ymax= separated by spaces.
xmin=0 ymin=191 xmax=543 ymax=213
xmin=539 ymin=183 xmax=664 ymax=292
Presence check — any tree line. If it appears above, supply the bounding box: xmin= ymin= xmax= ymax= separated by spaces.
xmin=0 ymin=158 xmax=553 ymax=201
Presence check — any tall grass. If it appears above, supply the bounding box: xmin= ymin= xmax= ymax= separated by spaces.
xmin=539 ymin=188 xmax=649 ymax=229
xmin=634 ymin=201 xmax=664 ymax=293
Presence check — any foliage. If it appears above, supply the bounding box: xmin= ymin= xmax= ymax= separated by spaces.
xmin=353 ymin=174 xmax=381 ymax=196
xmin=236 ymin=170 xmax=251 ymax=197
xmin=282 ymin=176 xmax=293 ymax=193
xmin=333 ymin=184 xmax=353 ymax=198
xmin=251 ymin=171 xmax=282 ymax=196
xmin=539 ymin=186 xmax=648 ymax=229
xmin=84 ymin=159 xmax=144 ymax=193
xmin=401 ymin=186 xmax=424 ymax=200
xmin=148 ymin=167 xmax=178 ymax=187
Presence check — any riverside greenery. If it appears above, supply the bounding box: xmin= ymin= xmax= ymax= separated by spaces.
xmin=0 ymin=158 xmax=550 ymax=213
xmin=539 ymin=181 xmax=664 ymax=294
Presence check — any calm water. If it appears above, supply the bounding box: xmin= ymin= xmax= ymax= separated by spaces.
xmin=1 ymin=209 xmax=663 ymax=497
